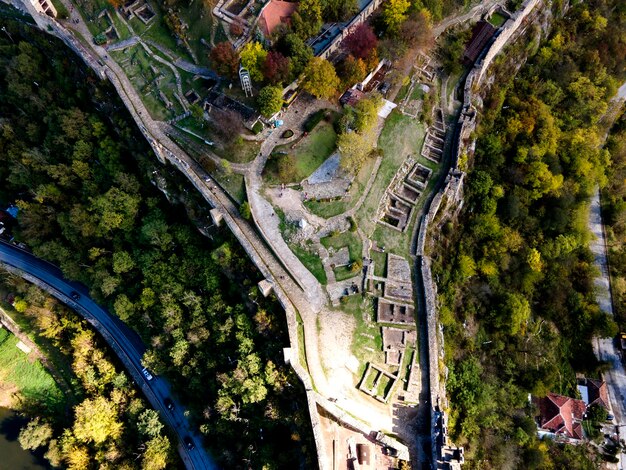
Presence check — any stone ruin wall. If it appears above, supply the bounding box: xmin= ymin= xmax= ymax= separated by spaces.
xmin=415 ymin=0 xmax=548 ymax=465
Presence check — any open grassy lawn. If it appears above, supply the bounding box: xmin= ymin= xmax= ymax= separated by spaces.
xmin=177 ymin=117 xmax=260 ymax=164
xmin=0 ymin=328 xmax=62 ymax=408
xmin=356 ymin=112 xmax=426 ymax=238
xmin=304 ymin=155 xmax=378 ymax=219
xmin=290 ymin=244 xmax=327 ymax=284
xmin=270 ymin=122 xmax=337 ymax=183
xmin=371 ymin=251 xmax=387 ymax=277
xmin=340 ymin=296 xmax=384 ymax=378
xmin=488 ymin=12 xmax=508 ymax=27
xmin=177 ymin=0 xmax=214 ymax=64
xmin=321 ymin=231 xmax=362 ymax=262
xmin=321 ymin=230 xmax=363 ymax=281
xmin=128 ymin=4 xmax=194 ymax=63
xmin=363 ymin=368 xmax=378 ymax=389
xmin=110 ymin=46 xmax=182 ymax=120
xmin=375 ymin=374 xmax=393 ymax=398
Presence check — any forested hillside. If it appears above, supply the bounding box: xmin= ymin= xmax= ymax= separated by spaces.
xmin=2 ymin=279 xmax=177 ymax=469
xmin=0 ymin=10 xmax=314 ymax=469
xmin=433 ymin=0 xmax=626 ymax=467
xmin=604 ymin=109 xmax=626 ymax=324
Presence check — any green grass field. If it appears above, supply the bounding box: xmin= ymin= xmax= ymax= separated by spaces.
xmin=0 ymin=328 xmax=62 ymax=409
xmin=488 ymin=12 xmax=508 ymax=27
xmin=371 ymin=251 xmax=387 ymax=277
xmin=320 ymin=230 xmax=362 ymax=281
xmin=290 ymin=244 xmax=327 ymax=284
xmin=340 ymin=296 xmax=384 ymax=378
xmin=270 ymin=122 xmax=337 ymax=183
xmin=110 ymin=45 xmax=183 ymax=120
xmin=304 ymin=154 xmax=378 ymax=219
xmin=356 ymin=112 xmax=426 ymax=239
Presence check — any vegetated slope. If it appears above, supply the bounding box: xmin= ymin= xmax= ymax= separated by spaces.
xmin=432 ymin=0 xmax=626 ymax=467
xmin=0 ymin=286 xmax=177 ymax=469
xmin=0 ymin=13 xmax=315 ymax=469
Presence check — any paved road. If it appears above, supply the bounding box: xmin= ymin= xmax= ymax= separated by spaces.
xmin=0 ymin=240 xmax=216 ymax=470
xmin=590 ymin=189 xmax=626 ymax=469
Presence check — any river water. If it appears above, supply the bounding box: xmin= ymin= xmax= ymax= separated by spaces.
xmin=0 ymin=407 xmax=48 ymax=469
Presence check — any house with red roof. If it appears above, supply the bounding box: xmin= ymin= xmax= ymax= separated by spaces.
xmin=577 ymin=377 xmax=610 ymax=409
xmin=258 ymin=0 xmax=298 ymax=38
xmin=534 ymin=392 xmax=587 ymax=440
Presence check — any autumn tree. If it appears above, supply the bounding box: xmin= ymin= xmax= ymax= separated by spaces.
xmin=209 ymin=42 xmax=240 ymax=79
xmin=229 ymin=19 xmax=244 ymax=37
xmin=262 ymin=51 xmax=291 ymax=85
xmin=338 ymin=55 xmax=367 ymax=87
xmin=240 ymin=41 xmax=268 ymax=82
xmin=19 ymin=418 xmax=53 ymax=450
xmin=400 ymin=10 xmax=434 ymax=50
xmin=138 ymin=409 xmax=165 ymax=438
xmin=142 ymin=436 xmax=172 ymax=470
xmin=73 ymin=396 xmax=123 ymax=444
xmin=382 ymin=0 xmax=411 ymax=35
xmin=343 ymin=23 xmax=378 ymax=59
xmin=301 ymin=57 xmax=340 ymax=99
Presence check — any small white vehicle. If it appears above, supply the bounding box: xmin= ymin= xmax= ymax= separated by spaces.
xmin=141 ymin=367 xmax=154 ymax=381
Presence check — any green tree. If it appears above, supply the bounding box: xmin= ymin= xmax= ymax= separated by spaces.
xmin=301 ymin=57 xmax=340 ymax=99
xmin=112 ymin=250 xmax=135 ymax=274
xmin=257 ymin=85 xmax=284 ymax=117
xmin=239 ymin=201 xmax=252 ymax=220
xmin=292 ymin=0 xmax=322 ymax=39
xmin=137 ymin=409 xmax=164 ymax=439
xmin=282 ymin=34 xmax=313 ymax=78
xmin=240 ymin=42 xmax=268 ymax=82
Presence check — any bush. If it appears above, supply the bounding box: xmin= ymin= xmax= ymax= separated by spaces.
xmin=281 ymin=129 xmax=294 ymax=138
xmin=252 ymin=121 xmax=264 ymax=135
xmin=303 ymin=109 xmax=327 ymax=132
xmin=348 ymin=216 xmax=357 ymax=232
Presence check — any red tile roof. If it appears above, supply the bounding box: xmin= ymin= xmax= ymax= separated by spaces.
xmin=583 ymin=378 xmax=609 ymax=409
xmin=259 ymin=0 xmax=298 ymax=37
xmin=535 ymin=393 xmax=586 ymax=440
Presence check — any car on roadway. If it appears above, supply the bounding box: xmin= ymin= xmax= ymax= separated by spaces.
xmin=70 ymin=291 xmax=80 ymax=301
xmin=183 ymin=436 xmax=195 ymax=450
xmin=164 ymin=398 xmax=174 ymax=411
xmin=142 ymin=367 xmax=154 ymax=381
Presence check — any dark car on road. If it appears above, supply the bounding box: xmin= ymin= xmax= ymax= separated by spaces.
xmin=164 ymin=398 xmax=174 ymax=411
xmin=183 ymin=436 xmax=195 ymax=450
xmin=70 ymin=291 xmax=80 ymax=300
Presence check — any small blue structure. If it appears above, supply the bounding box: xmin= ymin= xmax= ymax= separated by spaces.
xmin=5 ymin=205 xmax=18 ymax=219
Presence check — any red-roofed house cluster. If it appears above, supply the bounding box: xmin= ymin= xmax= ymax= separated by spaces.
xmin=533 ymin=378 xmax=610 ymax=441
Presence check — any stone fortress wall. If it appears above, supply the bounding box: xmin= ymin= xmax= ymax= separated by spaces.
xmin=414 ymin=0 xmax=545 ymax=466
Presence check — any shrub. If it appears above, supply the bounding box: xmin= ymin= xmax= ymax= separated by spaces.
xmin=281 ymin=129 xmax=294 ymax=138
xmin=252 ymin=121 xmax=264 ymax=135
xmin=303 ymin=109 xmax=327 ymax=132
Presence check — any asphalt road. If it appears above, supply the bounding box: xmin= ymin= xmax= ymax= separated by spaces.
xmin=589 ymin=190 xmax=626 ymax=468
xmin=0 ymin=240 xmax=216 ymax=470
